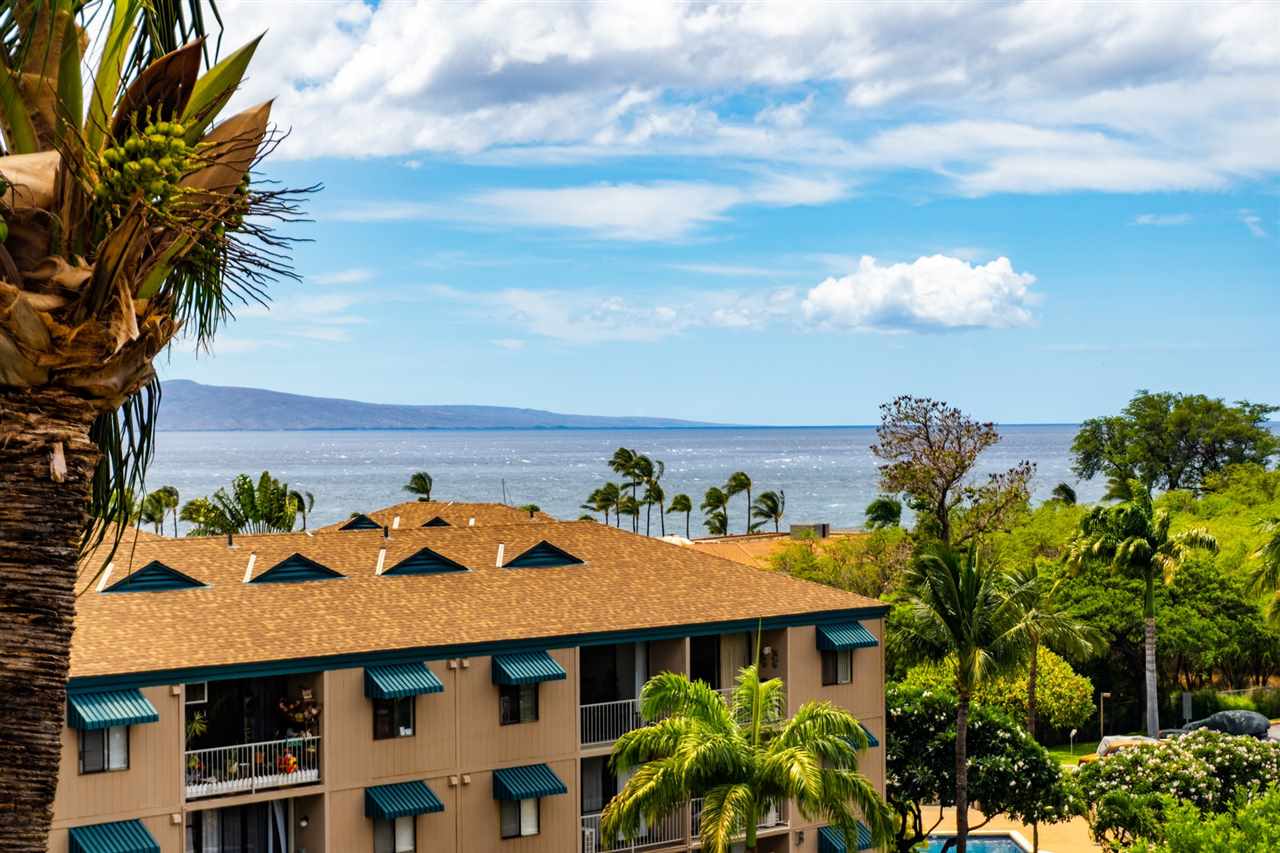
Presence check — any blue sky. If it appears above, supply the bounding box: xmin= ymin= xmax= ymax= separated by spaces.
xmin=159 ymin=1 xmax=1280 ymax=424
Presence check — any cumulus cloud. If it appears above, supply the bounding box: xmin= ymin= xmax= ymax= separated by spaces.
xmin=801 ymin=255 xmax=1038 ymax=332
xmin=1134 ymin=213 xmax=1193 ymax=226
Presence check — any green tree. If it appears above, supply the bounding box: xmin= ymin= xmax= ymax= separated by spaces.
xmin=726 ymin=471 xmax=752 ymax=535
xmin=1071 ymin=390 xmax=1278 ymax=493
xmin=152 ymin=484 xmax=181 ymax=537
xmin=601 ymin=666 xmax=893 ymax=853
xmin=897 ymin=545 xmax=1025 ymax=852
xmin=518 ymin=503 xmax=540 ymax=518
xmin=138 ymin=490 xmax=168 ymax=534
xmin=609 ymin=448 xmax=641 ymax=532
xmin=1051 ymin=483 xmax=1077 ymax=505
xmin=404 ymin=471 xmax=433 ymax=501
xmin=618 ymin=493 xmax=641 ymax=531
xmin=0 ymin=3 xmax=297 ymax=840
xmin=702 ymin=486 xmax=730 ymax=537
xmin=1067 ymin=482 xmax=1218 ymax=736
xmin=1133 ymin=785 xmax=1280 ymax=853
xmin=769 ymin=529 xmax=911 ymax=600
xmin=289 ymin=489 xmax=315 ymax=531
xmin=644 ymin=480 xmax=665 ymax=536
xmin=668 ymin=493 xmax=693 ymax=539
xmin=750 ymin=489 xmax=785 ymax=532
xmin=180 ymin=472 xmax=300 ymax=536
xmin=864 ymin=495 xmax=902 ymax=529
xmin=886 ymin=685 xmax=1080 ymax=853
xmin=871 ymin=396 xmax=1034 ymax=545
xmin=1249 ymin=517 xmax=1280 ymax=625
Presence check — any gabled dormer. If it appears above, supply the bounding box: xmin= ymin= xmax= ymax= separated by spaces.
xmin=251 ymin=553 xmax=344 ymax=583
xmin=384 ymin=547 xmax=468 ymax=576
xmin=104 ymin=560 xmax=205 ymax=593
xmin=341 ymin=513 xmax=382 ymax=531
xmin=502 ymin=541 xmax=583 ymax=569
xmin=421 ymin=516 xmax=451 ymax=528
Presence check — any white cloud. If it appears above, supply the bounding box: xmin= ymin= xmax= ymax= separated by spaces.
xmin=1240 ymin=209 xmax=1268 ymax=237
xmin=666 ymin=262 xmax=794 ymax=278
xmin=211 ymin=1 xmax=1279 ymax=195
xmin=492 ymin=338 xmax=527 ymax=351
xmin=309 ymin=268 xmax=375 ymax=285
xmin=801 ymin=255 xmax=1037 ymax=332
xmin=1134 ymin=213 xmax=1193 ymax=226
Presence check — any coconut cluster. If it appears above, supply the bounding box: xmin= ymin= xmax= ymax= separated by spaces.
xmin=96 ymin=120 xmax=196 ymax=208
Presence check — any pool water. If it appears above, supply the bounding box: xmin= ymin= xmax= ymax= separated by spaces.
xmin=926 ymin=837 xmax=1028 ymax=853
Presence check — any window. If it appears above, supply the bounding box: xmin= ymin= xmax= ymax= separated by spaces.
xmin=79 ymin=725 xmax=128 ymax=774
xmin=821 ymin=649 xmax=853 ymax=686
xmin=499 ymin=683 xmax=538 ymax=725
xmin=373 ymin=696 xmax=415 ymax=740
xmin=374 ymin=815 xmax=415 ymax=853
xmin=500 ymin=798 xmax=539 ymax=838
xmin=186 ymin=681 xmax=208 ymax=704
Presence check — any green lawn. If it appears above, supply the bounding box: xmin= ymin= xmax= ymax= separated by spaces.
xmin=1045 ymin=739 xmax=1099 ymax=767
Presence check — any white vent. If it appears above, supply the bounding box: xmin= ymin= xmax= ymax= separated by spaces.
xmin=95 ymin=562 xmax=114 ymax=593
xmin=392 ymin=515 xmax=401 ymax=530
xmin=495 ymin=544 xmax=505 ymax=566
xmin=375 ymin=547 xmax=387 ymax=575
xmin=242 ymin=552 xmax=257 ymax=584
xmin=468 ymin=517 xmax=476 ymax=526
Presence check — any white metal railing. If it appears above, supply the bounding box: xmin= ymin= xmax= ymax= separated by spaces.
xmin=689 ymin=797 xmax=787 ymax=839
xmin=581 ymin=697 xmax=644 ymax=745
xmin=582 ymin=809 xmax=687 ymax=852
xmin=185 ymin=735 xmax=320 ymax=798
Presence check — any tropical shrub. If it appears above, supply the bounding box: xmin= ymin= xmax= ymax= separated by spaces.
xmin=885 ymin=685 xmax=1079 ymax=853
xmin=901 ymin=647 xmax=1094 ymax=734
xmin=1076 ymin=730 xmax=1280 ymax=849
xmin=769 ymin=528 xmax=910 ymax=598
xmin=1129 ymin=784 xmax=1280 ymax=852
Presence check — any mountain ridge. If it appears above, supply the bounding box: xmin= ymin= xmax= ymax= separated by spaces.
xmin=157 ymin=380 xmax=725 ymax=431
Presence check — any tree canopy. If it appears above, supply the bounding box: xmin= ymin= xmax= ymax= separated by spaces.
xmin=1071 ymin=390 xmax=1277 ymax=494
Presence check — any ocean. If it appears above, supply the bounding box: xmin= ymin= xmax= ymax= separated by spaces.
xmin=144 ymin=426 xmax=1100 ymax=534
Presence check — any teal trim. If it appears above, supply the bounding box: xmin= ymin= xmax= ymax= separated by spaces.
xmin=364 ymin=663 xmax=444 ymax=699
xmin=492 ymin=764 xmax=567 ymax=800
xmin=816 ymin=622 xmax=879 ymax=650
xmin=67 ymin=689 xmax=158 ymax=730
xmin=492 ymin=651 xmax=566 ymax=685
xmin=365 ymin=780 xmax=444 ymax=819
xmin=503 ymin=540 xmax=583 ymax=568
xmin=104 ymin=560 xmax=205 ymax=593
xmin=341 ymin=514 xmax=382 ymax=531
xmin=817 ymin=824 xmax=872 ymax=852
xmin=860 ymin=723 xmax=879 ymax=748
xmin=67 ymin=605 xmax=889 ymax=692
xmin=384 ymin=547 xmax=467 ymax=575
xmin=251 ymin=553 xmax=345 ymax=584
xmin=69 ymin=820 xmax=159 ymax=853
xmin=422 ymin=516 xmax=451 ymax=527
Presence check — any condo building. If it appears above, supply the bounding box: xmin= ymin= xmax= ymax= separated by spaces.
xmin=53 ymin=504 xmax=886 ymax=853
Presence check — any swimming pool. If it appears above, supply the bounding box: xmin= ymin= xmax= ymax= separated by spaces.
xmin=925 ymin=836 xmax=1029 ymax=853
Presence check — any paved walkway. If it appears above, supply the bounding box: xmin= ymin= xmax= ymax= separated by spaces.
xmin=929 ymin=807 xmax=1101 ymax=853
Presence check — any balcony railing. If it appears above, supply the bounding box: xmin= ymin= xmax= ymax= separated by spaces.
xmin=689 ymin=797 xmax=787 ymax=840
xmin=581 ymin=697 xmax=643 ymax=746
xmin=582 ymin=808 xmax=687 ymax=852
xmin=185 ymin=735 xmax=321 ymax=799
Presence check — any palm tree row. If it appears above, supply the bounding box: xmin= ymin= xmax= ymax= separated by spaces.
xmin=179 ymin=471 xmax=311 ymax=536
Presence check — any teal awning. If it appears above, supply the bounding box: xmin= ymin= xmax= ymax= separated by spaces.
xmin=817 ymin=824 xmax=872 ymax=852
xmin=816 ymin=622 xmax=879 ymax=650
xmin=365 ymin=663 xmax=444 ymax=699
xmin=491 ymin=651 xmax=566 ymax=685
xmin=493 ymin=764 xmax=568 ymax=800
xmin=68 ymin=689 xmax=159 ymax=731
xmin=860 ymin=723 xmax=879 ymax=748
xmin=365 ymin=781 xmax=444 ymax=819
xmin=69 ymin=819 xmax=160 ymax=853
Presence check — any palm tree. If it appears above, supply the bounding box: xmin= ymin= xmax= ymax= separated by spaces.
xmin=288 ymin=489 xmax=315 ymax=531
xmin=643 ymin=481 xmax=665 ymax=536
xmin=1248 ymin=517 xmax=1280 ymax=624
xmin=618 ymin=494 xmax=641 ymax=532
xmin=725 ymin=471 xmax=752 ymax=534
xmin=404 ymin=471 xmax=434 ymax=501
xmin=582 ymin=488 xmax=609 ymax=525
xmin=1008 ymin=561 xmax=1099 ymax=741
xmin=601 ymin=666 xmax=893 ymax=853
xmin=751 ymin=490 xmax=786 ymax=533
xmin=152 ymin=484 xmax=181 ymax=536
xmin=179 ymin=472 xmax=300 ymax=536
xmin=138 ymin=491 xmax=168 ymax=534
xmin=1067 ymin=481 xmax=1218 ymax=737
xmin=610 ymin=448 xmax=641 ymax=531
xmin=668 ymin=493 xmax=693 ymax=539
xmin=898 ymin=545 xmax=1025 ymax=853
xmin=600 ymin=482 xmax=624 ymax=528
xmin=518 ymin=503 xmax=541 ymax=518
xmin=864 ymin=496 xmax=902 ymax=529
xmin=1050 ymin=483 xmax=1077 ymax=505
xmin=702 ymin=486 xmax=730 ymax=537
xmin=0 ymin=5 xmax=296 ymax=842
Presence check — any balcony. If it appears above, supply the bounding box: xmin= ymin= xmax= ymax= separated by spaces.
xmin=185 ymin=735 xmax=321 ymax=798
xmin=690 ymin=797 xmax=787 ymax=841
xmin=581 ymin=697 xmax=643 ymax=746
xmin=581 ymin=808 xmax=688 ymax=853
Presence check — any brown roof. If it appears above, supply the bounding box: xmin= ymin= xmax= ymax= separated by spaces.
xmin=315 ymin=500 xmax=556 ymax=532
xmin=70 ymin=520 xmax=882 ymax=683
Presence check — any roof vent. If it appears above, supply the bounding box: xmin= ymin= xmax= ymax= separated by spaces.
xmin=503 ymin=540 xmax=583 ymax=569
xmin=384 ymin=547 xmax=469 ymax=576
xmin=104 ymin=560 xmax=205 ymax=593
xmin=342 ymin=513 xmax=382 ymax=531
xmin=251 ymin=553 xmax=345 ymax=584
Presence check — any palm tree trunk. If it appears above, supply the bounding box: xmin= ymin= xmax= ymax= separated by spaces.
xmin=0 ymin=388 xmax=102 ymax=851
xmin=955 ymin=691 xmax=970 ymax=853
xmin=745 ymin=488 xmax=751 ymax=534
xmin=1143 ymin=575 xmax=1159 ymax=738
xmin=685 ymin=511 xmax=690 ymax=539
xmin=1027 ymin=640 xmax=1038 ymax=741
xmin=645 ymin=501 xmax=651 ymax=536
xmin=659 ymin=500 xmax=665 ymax=536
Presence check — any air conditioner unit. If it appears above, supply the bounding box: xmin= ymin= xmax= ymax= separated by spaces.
xmin=582 ymin=827 xmax=598 ymax=853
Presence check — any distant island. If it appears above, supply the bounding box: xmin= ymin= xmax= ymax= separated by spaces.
xmin=157 ymin=380 xmax=724 ymax=431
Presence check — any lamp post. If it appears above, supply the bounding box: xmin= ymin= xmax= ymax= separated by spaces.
xmin=1069 ymin=727 xmax=1078 ymax=756
xmin=1099 ymin=691 xmax=1113 ymax=741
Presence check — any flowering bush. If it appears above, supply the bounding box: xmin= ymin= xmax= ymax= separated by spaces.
xmin=1076 ymin=730 xmax=1280 ymax=849
xmin=1129 ymin=784 xmax=1280 ymax=852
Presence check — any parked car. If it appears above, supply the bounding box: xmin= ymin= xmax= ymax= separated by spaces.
xmin=1078 ymin=735 xmax=1157 ymax=764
